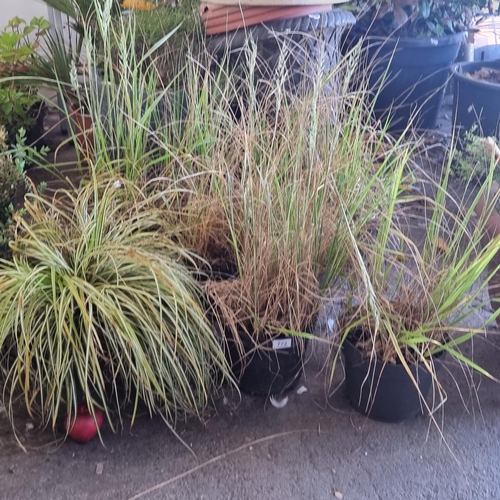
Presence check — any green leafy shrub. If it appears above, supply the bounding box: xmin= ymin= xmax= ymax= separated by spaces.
xmin=0 ymin=127 xmax=25 ymax=203
xmin=350 ymin=0 xmax=489 ymax=37
xmin=0 ymin=126 xmax=28 ymax=251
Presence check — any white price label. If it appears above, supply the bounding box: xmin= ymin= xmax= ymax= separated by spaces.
xmin=272 ymin=338 xmax=292 ymax=350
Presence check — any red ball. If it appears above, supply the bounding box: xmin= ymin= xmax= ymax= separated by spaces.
xmin=64 ymin=404 xmax=104 ymax=443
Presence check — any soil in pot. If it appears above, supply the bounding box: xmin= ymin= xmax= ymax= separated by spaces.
xmin=468 ymin=67 xmax=500 ymax=85
xmin=226 ymin=328 xmax=308 ymax=397
xmin=342 ymin=330 xmax=443 ymax=423
xmin=193 ymin=250 xmax=238 ymax=283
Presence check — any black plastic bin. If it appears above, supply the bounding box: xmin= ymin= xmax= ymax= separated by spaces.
xmin=358 ymin=32 xmax=463 ymax=131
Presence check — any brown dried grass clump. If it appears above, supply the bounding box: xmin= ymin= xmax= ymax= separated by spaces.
xmin=144 ymin=41 xmax=424 ymax=349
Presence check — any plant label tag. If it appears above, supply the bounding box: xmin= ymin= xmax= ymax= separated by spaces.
xmin=273 ymin=339 xmax=292 ymax=350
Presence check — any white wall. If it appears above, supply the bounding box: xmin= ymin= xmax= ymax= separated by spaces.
xmin=1 ymin=0 xmax=49 ymax=31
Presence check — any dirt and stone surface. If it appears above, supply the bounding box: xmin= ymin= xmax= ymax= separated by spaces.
xmin=2 ymin=97 xmax=500 ymax=500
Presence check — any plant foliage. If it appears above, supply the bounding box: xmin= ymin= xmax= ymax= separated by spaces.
xmin=350 ymin=0 xmax=489 ymax=37
xmin=0 ymin=177 xmax=231 ymax=433
xmin=332 ymin=145 xmax=500 ymax=405
xmin=0 ymin=17 xmax=49 ymax=139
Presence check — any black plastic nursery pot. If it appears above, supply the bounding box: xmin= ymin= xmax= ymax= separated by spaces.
xmin=350 ymin=32 xmax=463 ymax=131
xmin=6 ymin=100 xmax=46 ymax=151
xmin=342 ymin=337 xmax=441 ymax=423
xmin=227 ymin=330 xmax=308 ymax=397
xmin=25 ymin=101 xmax=46 ymax=148
xmin=451 ymin=59 xmax=500 ymax=140
xmin=474 ymin=45 xmax=500 ymax=62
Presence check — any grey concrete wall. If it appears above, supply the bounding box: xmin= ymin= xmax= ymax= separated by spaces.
xmin=1 ymin=0 xmax=49 ymax=31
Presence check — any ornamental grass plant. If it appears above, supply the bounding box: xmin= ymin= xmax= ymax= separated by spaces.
xmin=173 ymin=40 xmax=425 ymax=354
xmin=330 ymin=142 xmax=500 ymax=414
xmin=70 ymin=1 xmax=179 ymax=178
xmin=3 ymin=0 xmax=497 ymax=435
xmin=0 ymin=176 xmax=232 ymax=436
xmin=69 ymin=1 xmax=425 ymax=364
xmin=16 ymin=0 xmax=186 ymax=179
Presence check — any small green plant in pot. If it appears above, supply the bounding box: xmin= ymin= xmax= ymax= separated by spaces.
xmin=351 ymin=0 xmax=488 ymax=38
xmin=451 ymin=59 xmax=500 ymax=142
xmin=0 ymin=17 xmax=50 ymax=146
xmin=31 ymin=0 xmax=186 ymax=174
xmin=451 ymin=128 xmax=500 ymax=183
xmin=0 ymin=176 xmax=233 ymax=441
xmin=333 ymin=150 xmax=500 ymax=422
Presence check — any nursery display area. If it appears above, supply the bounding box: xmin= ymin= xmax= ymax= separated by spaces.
xmin=1 ymin=1 xmax=500 ymax=498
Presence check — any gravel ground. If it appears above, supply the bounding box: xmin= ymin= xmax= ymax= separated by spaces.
xmin=1 ymin=329 xmax=500 ymax=500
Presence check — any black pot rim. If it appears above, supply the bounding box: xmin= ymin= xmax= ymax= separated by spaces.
xmin=227 ymin=326 xmax=309 ymax=397
xmin=451 ymin=60 xmax=500 ymax=90
xmin=25 ymin=99 xmax=45 ymax=118
xmin=358 ymin=31 xmax=465 ymax=49
xmin=341 ymin=336 xmax=444 ymax=368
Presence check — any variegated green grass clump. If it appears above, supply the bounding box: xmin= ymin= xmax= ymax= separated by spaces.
xmin=0 ymin=176 xmax=231 ymax=435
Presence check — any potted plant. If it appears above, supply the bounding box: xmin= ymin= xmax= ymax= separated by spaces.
xmin=176 ymin=46 xmax=421 ymax=398
xmin=465 ymin=137 xmax=500 ymax=324
xmin=0 ymin=176 xmax=233 ymax=439
xmin=450 ymin=128 xmax=500 ymax=182
xmin=27 ymin=0 xmax=116 ymax=160
xmin=19 ymin=27 xmax=95 ymax=158
xmin=28 ymin=0 xmax=96 ymax=158
xmin=28 ymin=1 xmax=186 ymax=166
xmin=343 ymin=0 xmax=488 ymax=131
xmin=333 ymin=152 xmax=500 ymax=422
xmin=0 ymin=17 xmax=51 ymax=147
xmin=202 ymin=151 xmax=322 ymax=396
xmin=41 ymin=0 xmax=121 ymax=60
xmin=451 ymin=59 xmax=500 ymax=140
